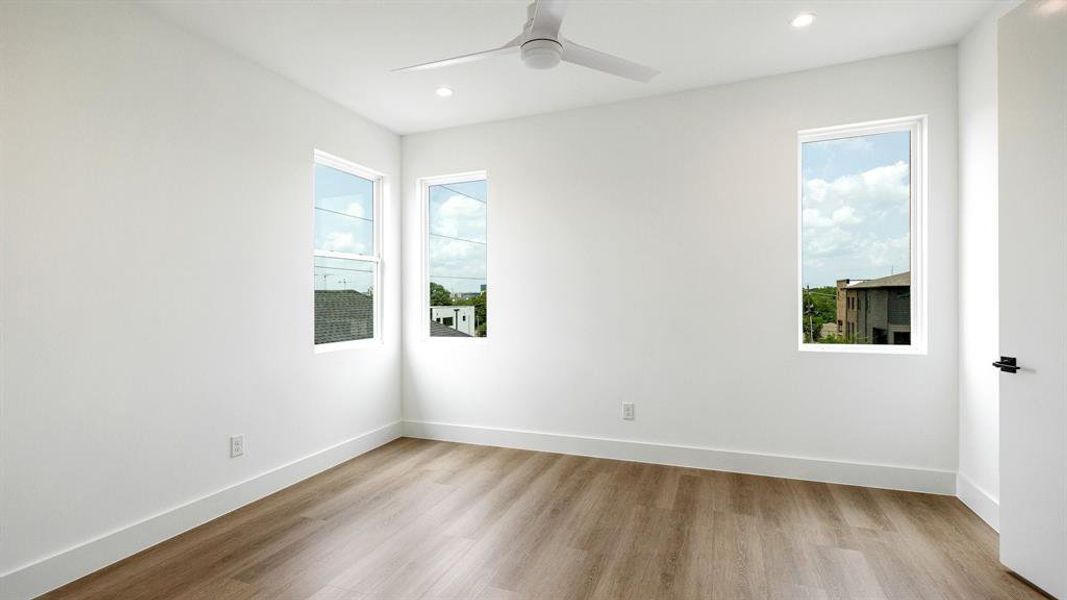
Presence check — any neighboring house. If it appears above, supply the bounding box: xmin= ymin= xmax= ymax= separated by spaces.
xmin=430 ymin=305 xmax=476 ymax=336
xmin=315 ymin=289 xmax=373 ymax=344
xmin=836 ymin=272 xmax=911 ymax=344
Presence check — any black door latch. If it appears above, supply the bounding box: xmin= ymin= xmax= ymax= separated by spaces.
xmin=992 ymin=356 xmax=1021 ymax=373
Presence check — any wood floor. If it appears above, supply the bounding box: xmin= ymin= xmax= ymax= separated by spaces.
xmin=44 ymin=438 xmax=1043 ymax=600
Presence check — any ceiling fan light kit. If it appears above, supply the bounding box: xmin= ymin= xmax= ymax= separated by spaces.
xmin=521 ymin=39 xmax=564 ymax=70
xmin=394 ymin=0 xmax=659 ymax=83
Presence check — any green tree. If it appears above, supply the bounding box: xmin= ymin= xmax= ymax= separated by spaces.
xmin=454 ymin=290 xmax=487 ymax=337
xmin=802 ymin=286 xmax=838 ymax=342
xmin=429 ymin=282 xmax=452 ymax=306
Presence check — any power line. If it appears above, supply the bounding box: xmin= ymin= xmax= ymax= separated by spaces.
xmin=437 ymin=183 xmax=486 ymax=205
xmin=314 ymin=265 xmax=374 ymax=274
xmin=429 ymin=232 xmax=487 ymax=245
xmin=314 ymin=205 xmax=373 ymax=223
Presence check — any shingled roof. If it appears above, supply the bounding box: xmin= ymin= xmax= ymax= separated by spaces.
xmin=430 ymin=320 xmax=472 ymax=337
xmin=847 ymin=271 xmax=911 ymax=289
xmin=315 ymin=290 xmax=373 ymax=344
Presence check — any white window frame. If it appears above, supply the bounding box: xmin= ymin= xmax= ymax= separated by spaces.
xmin=313 ymin=149 xmax=384 ymax=352
xmin=796 ymin=115 xmax=928 ymax=355
xmin=419 ymin=171 xmax=489 ymax=342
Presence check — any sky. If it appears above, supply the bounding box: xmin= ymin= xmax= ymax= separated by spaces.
xmin=428 ymin=179 xmax=487 ymax=295
xmin=801 ymin=130 xmax=911 ymax=288
xmin=313 ymin=163 xmax=375 ymax=293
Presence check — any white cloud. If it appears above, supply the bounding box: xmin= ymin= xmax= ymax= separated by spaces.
xmin=321 ymin=231 xmax=368 ymax=255
xmin=439 ymin=194 xmax=483 ymax=218
xmin=428 ymin=193 xmax=488 ymax=292
xmin=831 ymin=205 xmax=861 ymax=225
xmin=429 ymin=238 xmax=485 ymax=278
xmin=803 ymin=207 xmax=831 ymax=228
xmin=344 ymin=201 xmax=366 ymax=219
xmin=431 ymin=194 xmax=486 ymax=241
xmin=317 ymin=195 xmax=368 ymax=219
xmin=802 ymin=161 xmax=910 ymax=285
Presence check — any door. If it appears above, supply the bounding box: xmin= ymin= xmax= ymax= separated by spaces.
xmin=998 ymin=1 xmax=1067 ymax=597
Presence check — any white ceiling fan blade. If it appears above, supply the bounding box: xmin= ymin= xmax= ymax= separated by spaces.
xmin=560 ymin=39 xmax=659 ymax=83
xmin=529 ymin=0 xmax=568 ymax=40
xmin=393 ymin=42 xmax=520 ymax=73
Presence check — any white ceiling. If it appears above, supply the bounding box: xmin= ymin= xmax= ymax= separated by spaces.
xmin=149 ymin=0 xmax=1001 ymax=134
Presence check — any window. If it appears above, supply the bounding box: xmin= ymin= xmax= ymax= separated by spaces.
xmin=798 ymin=116 xmax=925 ymax=353
xmin=313 ymin=150 xmax=382 ymax=347
xmin=423 ymin=173 xmax=487 ymax=338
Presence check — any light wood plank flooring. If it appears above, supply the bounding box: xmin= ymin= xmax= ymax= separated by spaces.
xmin=43 ymin=438 xmax=1043 ymax=599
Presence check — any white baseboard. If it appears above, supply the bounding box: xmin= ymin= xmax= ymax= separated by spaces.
xmin=956 ymin=471 xmax=1000 ymax=531
xmin=402 ymin=420 xmax=956 ymax=495
xmin=0 ymin=421 xmax=403 ymax=600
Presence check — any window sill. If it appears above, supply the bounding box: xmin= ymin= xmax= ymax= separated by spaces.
xmin=798 ymin=343 xmax=927 ymax=356
xmin=424 ymin=336 xmax=489 ymax=345
xmin=314 ymin=338 xmax=382 ymax=354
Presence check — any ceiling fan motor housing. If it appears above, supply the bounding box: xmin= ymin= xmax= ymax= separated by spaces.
xmin=521 ymin=39 xmax=564 ymax=70
xmin=394 ymin=0 xmax=659 ymax=82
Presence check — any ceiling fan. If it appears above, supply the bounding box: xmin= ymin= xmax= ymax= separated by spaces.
xmin=393 ymin=0 xmax=659 ymax=83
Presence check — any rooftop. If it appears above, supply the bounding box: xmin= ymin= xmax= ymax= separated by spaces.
xmin=430 ymin=321 xmax=472 ymax=337
xmin=847 ymin=272 xmax=911 ymax=289
xmin=315 ymin=289 xmax=373 ymax=344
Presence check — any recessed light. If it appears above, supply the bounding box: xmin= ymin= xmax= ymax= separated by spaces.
xmin=791 ymin=12 xmax=816 ymax=28
xmin=435 ymin=86 xmax=454 ymax=98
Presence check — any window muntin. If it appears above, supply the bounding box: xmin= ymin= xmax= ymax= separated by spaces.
xmin=313 ymin=151 xmax=381 ymax=347
xmin=425 ymin=175 xmax=487 ymax=338
xmin=798 ymin=117 xmax=925 ymax=353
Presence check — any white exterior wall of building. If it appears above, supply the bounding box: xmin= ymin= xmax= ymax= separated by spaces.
xmin=431 ymin=306 xmax=477 ymax=336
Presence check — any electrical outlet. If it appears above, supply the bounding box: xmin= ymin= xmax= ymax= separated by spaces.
xmin=230 ymin=435 xmax=244 ymax=458
xmin=622 ymin=402 xmax=635 ymax=421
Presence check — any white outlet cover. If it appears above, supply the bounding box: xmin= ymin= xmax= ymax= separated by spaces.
xmin=230 ymin=435 xmax=244 ymax=458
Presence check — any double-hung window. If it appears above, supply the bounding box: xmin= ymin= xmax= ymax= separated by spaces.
xmin=422 ymin=173 xmax=488 ymax=338
xmin=798 ymin=116 xmax=926 ymax=353
xmin=313 ymin=150 xmax=382 ymax=347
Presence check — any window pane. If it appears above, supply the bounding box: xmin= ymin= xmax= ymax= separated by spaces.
xmin=314 ymin=256 xmax=375 ymax=344
xmin=428 ymin=179 xmax=487 ymax=337
xmin=801 ymin=130 xmax=911 ymax=345
xmin=314 ymin=210 xmax=374 ymax=255
xmin=315 ymin=163 xmax=374 ymax=255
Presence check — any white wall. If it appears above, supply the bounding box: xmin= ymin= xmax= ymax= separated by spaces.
xmin=956 ymin=2 xmax=1018 ymax=531
xmin=402 ymin=48 xmax=960 ymax=490
xmin=0 ymin=3 xmax=402 ymax=597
